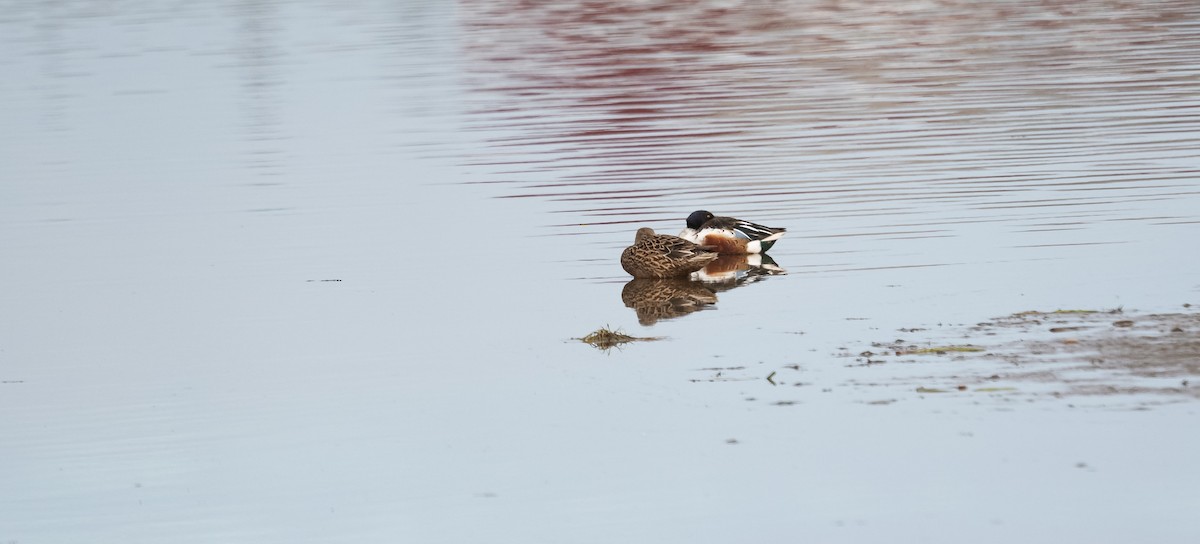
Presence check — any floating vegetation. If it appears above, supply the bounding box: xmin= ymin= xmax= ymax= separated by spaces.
xmin=576 ymin=326 xmax=661 ymax=350
xmin=915 ymin=387 xmax=951 ymax=393
xmin=899 ymin=345 xmax=985 ymax=355
xmin=1013 ymin=308 xmax=1122 ymax=317
xmin=1050 ymin=326 xmax=1089 ymax=333
xmin=1014 ymin=309 xmax=1093 ymax=316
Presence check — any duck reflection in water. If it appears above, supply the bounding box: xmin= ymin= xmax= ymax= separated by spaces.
xmin=618 ymin=227 xmax=786 ymax=325
xmin=621 ymin=278 xmax=718 ymax=326
xmin=621 ymin=254 xmax=787 ymax=325
xmin=620 ymin=253 xmax=786 ymax=325
xmin=695 ymin=253 xmax=786 ymax=291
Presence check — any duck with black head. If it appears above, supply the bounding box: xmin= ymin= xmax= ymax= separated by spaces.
xmin=679 ymin=210 xmax=786 ymax=254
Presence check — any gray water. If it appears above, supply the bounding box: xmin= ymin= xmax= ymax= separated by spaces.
xmin=2 ymin=1 xmax=1199 ymax=542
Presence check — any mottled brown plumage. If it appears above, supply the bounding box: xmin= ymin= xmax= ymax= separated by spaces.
xmin=620 ymin=227 xmax=719 ymax=278
xmin=621 ymin=278 xmax=718 ymax=325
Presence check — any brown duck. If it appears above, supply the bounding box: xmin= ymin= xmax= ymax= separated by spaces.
xmin=620 ymin=227 xmax=719 ymax=278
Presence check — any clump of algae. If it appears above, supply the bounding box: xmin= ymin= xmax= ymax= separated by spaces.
xmin=900 ymin=345 xmax=986 ymax=355
xmin=577 ymin=327 xmax=660 ymax=350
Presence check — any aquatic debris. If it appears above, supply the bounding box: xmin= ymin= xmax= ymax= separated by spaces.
xmin=689 ymin=366 xmax=758 ymax=383
xmin=1012 ymin=308 xmax=1122 ymax=318
xmin=915 ymin=386 xmax=950 ymax=393
xmin=899 ymin=345 xmax=985 ymax=355
xmin=1015 ymin=309 xmax=1094 ymax=316
xmin=576 ymin=326 xmax=661 ymax=350
xmin=1050 ymin=326 xmax=1089 ymax=333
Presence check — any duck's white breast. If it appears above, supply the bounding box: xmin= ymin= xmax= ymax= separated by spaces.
xmin=678 ymin=228 xmax=701 ymax=243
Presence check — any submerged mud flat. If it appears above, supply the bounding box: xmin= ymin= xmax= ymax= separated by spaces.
xmin=831 ymin=307 xmax=1200 ymax=406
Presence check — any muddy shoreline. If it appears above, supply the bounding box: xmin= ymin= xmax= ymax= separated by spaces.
xmin=841 ymin=307 xmax=1200 ymax=404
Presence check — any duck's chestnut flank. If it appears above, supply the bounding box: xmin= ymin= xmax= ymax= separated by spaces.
xmin=679 ymin=210 xmax=786 ymax=254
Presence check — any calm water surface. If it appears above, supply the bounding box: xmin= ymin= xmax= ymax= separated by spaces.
xmin=2 ymin=1 xmax=1199 ymax=542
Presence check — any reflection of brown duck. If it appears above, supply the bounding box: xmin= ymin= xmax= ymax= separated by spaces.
xmin=621 ymin=278 xmax=717 ymax=326
xmin=620 ymin=227 xmax=719 ymax=278
xmin=696 ymin=253 xmax=786 ymax=289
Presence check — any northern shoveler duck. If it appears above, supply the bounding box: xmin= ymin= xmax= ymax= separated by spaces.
xmin=621 ymin=227 xmax=719 ymax=279
xmin=678 ymin=210 xmax=786 ymax=254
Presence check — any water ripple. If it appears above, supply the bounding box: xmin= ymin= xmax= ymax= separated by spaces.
xmin=456 ymin=0 xmax=1200 ymax=272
